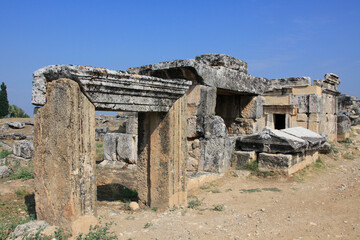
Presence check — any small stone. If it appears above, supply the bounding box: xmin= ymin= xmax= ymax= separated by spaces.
xmin=6 ymin=121 xmax=25 ymax=129
xmin=129 ymin=202 xmax=139 ymax=211
xmin=0 ymin=166 xmax=13 ymax=178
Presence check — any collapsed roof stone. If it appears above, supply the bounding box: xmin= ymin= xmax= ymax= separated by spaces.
xmin=127 ymin=54 xmax=268 ymax=95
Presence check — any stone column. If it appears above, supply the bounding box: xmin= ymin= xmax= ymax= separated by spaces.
xmin=34 ymin=78 xmax=96 ymax=229
xmin=137 ymin=96 xmax=187 ymax=209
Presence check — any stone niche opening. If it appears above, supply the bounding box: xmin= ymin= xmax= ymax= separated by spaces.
xmin=274 ymin=114 xmax=286 ymax=130
xmin=215 ymin=88 xmax=257 ymax=135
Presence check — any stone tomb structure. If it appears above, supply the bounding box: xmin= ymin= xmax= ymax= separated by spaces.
xmin=236 ymin=127 xmax=326 ymax=175
xmin=32 ymin=65 xmax=191 ymax=229
xmin=261 ymin=73 xmax=340 ymax=142
xmin=128 ymin=54 xmax=268 ymax=175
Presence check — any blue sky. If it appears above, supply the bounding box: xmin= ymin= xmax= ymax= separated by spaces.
xmin=0 ymin=0 xmax=359 ymax=116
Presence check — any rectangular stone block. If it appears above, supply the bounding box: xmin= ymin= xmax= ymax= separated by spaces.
xmin=231 ymin=151 xmax=256 ymax=168
xmin=309 ymin=95 xmax=321 ymax=113
xmin=34 ymin=79 xmax=96 ymax=229
xmin=294 ymin=121 xmax=308 ymax=129
xmin=258 ymin=153 xmax=293 ymax=171
xmin=309 ymin=113 xmax=320 ymax=122
xmin=117 ymin=134 xmax=137 ymax=164
xmin=296 ymin=113 xmax=308 ymax=122
xmin=199 ymin=137 xmax=232 ymax=173
xmin=308 ymin=121 xmax=320 ymax=133
xmin=138 ymin=96 xmax=187 ymax=209
xmin=186 ymin=85 xmax=216 ymax=116
xmin=126 ymin=114 xmax=138 ymax=135
xmin=291 ymin=95 xmax=309 ymax=114
xmin=104 ymin=133 xmax=118 ymax=161
xmin=264 ymin=95 xmax=290 ymax=105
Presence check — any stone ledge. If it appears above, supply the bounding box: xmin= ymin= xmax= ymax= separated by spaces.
xmin=32 ymin=65 xmax=192 ymax=112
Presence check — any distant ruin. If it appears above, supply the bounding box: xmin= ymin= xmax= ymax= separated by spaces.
xmin=32 ymin=54 xmax=358 ymax=229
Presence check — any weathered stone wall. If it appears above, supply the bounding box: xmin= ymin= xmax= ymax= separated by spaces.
xmin=137 ymin=96 xmax=187 ymax=209
xmin=34 ymin=79 xmax=96 ymax=229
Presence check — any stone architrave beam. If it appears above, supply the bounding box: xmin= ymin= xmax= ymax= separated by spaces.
xmin=32 ymin=65 xmax=192 ymax=112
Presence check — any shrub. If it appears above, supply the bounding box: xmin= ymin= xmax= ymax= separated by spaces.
xmin=0 ymin=149 xmax=12 ymax=159
xmin=213 ymin=204 xmax=225 ymax=211
xmin=77 ymin=221 xmax=117 ymax=240
xmin=188 ymin=198 xmax=202 ymax=209
xmin=9 ymin=104 xmax=30 ymax=118
xmin=10 ymin=167 xmax=34 ymax=180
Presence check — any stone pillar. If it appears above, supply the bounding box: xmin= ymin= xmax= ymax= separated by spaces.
xmin=137 ymin=96 xmax=187 ymax=209
xmin=34 ymin=79 xmax=96 ymax=229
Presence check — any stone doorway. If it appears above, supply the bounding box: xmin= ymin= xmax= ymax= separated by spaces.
xmin=32 ymin=65 xmax=191 ymax=229
xmin=274 ymin=114 xmax=286 ymax=130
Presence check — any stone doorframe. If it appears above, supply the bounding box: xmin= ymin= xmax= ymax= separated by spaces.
xmin=32 ymin=65 xmax=191 ymax=229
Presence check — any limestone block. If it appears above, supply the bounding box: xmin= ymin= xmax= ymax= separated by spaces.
xmin=6 ymin=121 xmax=25 ymax=129
xmin=0 ymin=166 xmax=13 ymax=178
xmin=309 ymin=95 xmax=321 ymax=113
xmin=292 ymin=95 xmax=309 ymax=113
xmin=195 ymin=53 xmax=248 ymax=73
xmin=32 ymin=65 xmax=192 ymax=112
xmin=104 ymin=133 xmax=118 ymax=161
xmin=267 ymin=77 xmax=311 ymax=92
xmin=294 ymin=121 xmax=308 ymax=129
xmin=296 ymin=114 xmax=308 ymax=122
xmin=186 ymin=85 xmax=216 ymax=116
xmin=137 ymin=96 xmax=187 ymax=209
xmin=116 ymin=134 xmax=137 ymax=164
xmin=258 ymin=153 xmax=293 ymax=171
xmin=292 ymin=85 xmax=322 ymax=95
xmin=308 ymin=121 xmax=320 ymax=133
xmin=34 ymin=79 xmax=96 ymax=228
xmin=337 ymin=115 xmax=351 ymax=135
xmin=126 ymin=114 xmax=138 ymax=135
xmin=231 ymin=151 xmax=256 ymax=168
xmin=186 ymin=116 xmax=199 ymax=138
xmin=241 ymin=96 xmax=264 ymax=119
xmin=199 ymin=137 xmax=232 ymax=173
xmin=321 ymin=93 xmax=337 ymax=114
xmin=13 ymin=140 xmax=34 ymax=159
xmin=264 ymin=95 xmax=290 ymax=105
xmin=309 ymin=113 xmax=320 ymax=122
xmin=320 ymin=114 xmax=337 ymax=139
xmin=203 ymin=115 xmax=227 ymax=139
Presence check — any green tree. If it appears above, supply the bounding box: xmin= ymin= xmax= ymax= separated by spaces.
xmin=0 ymin=82 xmax=9 ymax=118
xmin=9 ymin=105 xmax=29 ymax=118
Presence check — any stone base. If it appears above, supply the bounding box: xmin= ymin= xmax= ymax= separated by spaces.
xmin=258 ymin=151 xmax=319 ymax=175
xmin=231 ymin=151 xmax=256 ymax=168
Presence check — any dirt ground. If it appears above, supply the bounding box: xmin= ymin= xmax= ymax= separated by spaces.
xmin=99 ymin=127 xmax=360 ymax=240
xmin=1 ymin=124 xmax=360 ymax=239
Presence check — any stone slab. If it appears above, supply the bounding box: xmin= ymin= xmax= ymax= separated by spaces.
xmin=32 ymin=65 xmax=192 ymax=112
xmin=34 ymin=79 xmax=96 ymax=228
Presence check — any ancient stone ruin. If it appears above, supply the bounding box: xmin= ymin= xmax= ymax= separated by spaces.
xmin=32 ymin=54 xmax=359 ymax=230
